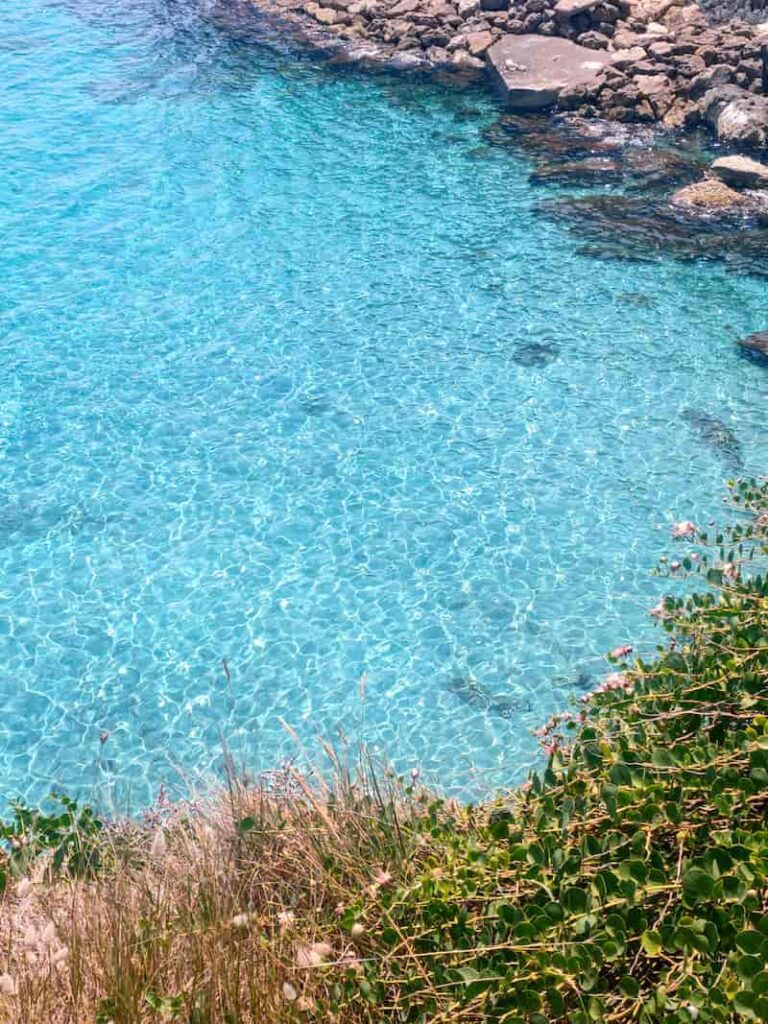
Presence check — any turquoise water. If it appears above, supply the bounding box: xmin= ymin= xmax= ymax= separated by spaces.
xmin=2 ymin=0 xmax=767 ymax=807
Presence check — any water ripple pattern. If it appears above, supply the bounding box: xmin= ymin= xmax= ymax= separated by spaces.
xmin=1 ymin=0 xmax=767 ymax=806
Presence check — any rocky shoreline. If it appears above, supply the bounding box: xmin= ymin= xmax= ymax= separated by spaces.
xmin=230 ymin=0 xmax=768 ymax=143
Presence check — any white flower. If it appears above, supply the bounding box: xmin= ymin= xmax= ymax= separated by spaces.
xmin=282 ymin=982 xmax=298 ymax=1002
xmin=0 ymin=974 xmax=17 ymax=996
xmin=296 ymin=942 xmax=332 ymax=968
xmin=149 ymin=829 xmax=167 ymax=861
xmin=230 ymin=913 xmax=251 ymax=931
xmin=277 ymin=910 xmax=295 ymax=932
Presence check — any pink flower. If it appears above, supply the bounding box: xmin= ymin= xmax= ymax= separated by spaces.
xmin=520 ymin=780 xmax=532 ymax=794
xmin=671 ymin=520 xmax=696 ymax=540
xmin=373 ymin=870 xmax=392 ymax=888
xmin=604 ymin=672 xmax=632 ymax=692
xmin=649 ymin=600 xmax=669 ymax=619
xmin=609 ymin=644 xmax=632 ymax=660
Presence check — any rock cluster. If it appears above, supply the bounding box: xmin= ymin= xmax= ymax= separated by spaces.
xmin=550 ymin=2 xmax=768 ymax=130
xmin=481 ymin=113 xmax=768 ymax=275
xmin=245 ymin=0 xmax=768 ymax=140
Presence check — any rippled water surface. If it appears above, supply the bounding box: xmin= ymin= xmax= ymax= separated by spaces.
xmin=2 ymin=0 xmax=767 ymax=806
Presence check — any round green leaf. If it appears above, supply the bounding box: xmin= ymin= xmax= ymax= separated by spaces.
xmin=737 ymin=932 xmax=766 ymax=956
xmin=683 ymin=867 xmax=714 ymax=902
xmin=735 ymin=991 xmax=757 ymax=1019
xmin=619 ymin=977 xmax=640 ymax=998
xmin=562 ymin=887 xmax=589 ymax=914
xmin=641 ymin=929 xmax=663 ymax=955
xmin=737 ymin=957 xmax=764 ymax=981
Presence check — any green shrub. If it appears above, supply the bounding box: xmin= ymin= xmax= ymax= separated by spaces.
xmin=336 ymin=478 xmax=768 ymax=1023
xmin=0 ymin=792 xmax=104 ymax=885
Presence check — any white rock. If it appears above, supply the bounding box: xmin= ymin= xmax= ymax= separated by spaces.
xmin=711 ymin=155 xmax=768 ymax=190
xmin=487 ymin=34 xmax=611 ymax=111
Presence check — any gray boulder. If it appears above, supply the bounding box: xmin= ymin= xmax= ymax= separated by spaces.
xmin=486 ymin=34 xmax=611 ymax=111
xmin=711 ymin=155 xmax=768 ymax=189
xmin=700 ymin=85 xmax=768 ymax=149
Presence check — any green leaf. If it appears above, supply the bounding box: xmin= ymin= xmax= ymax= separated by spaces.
xmin=737 ymin=957 xmax=764 ymax=981
xmin=641 ymin=930 xmax=663 ymax=955
xmin=735 ymin=991 xmax=757 ymax=1019
xmin=737 ymin=931 xmax=766 ymax=956
xmin=619 ymin=977 xmax=640 ymax=999
xmin=682 ymin=867 xmax=715 ymax=903
xmin=562 ymin=887 xmax=589 ymax=914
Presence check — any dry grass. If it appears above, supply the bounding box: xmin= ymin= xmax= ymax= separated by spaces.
xmin=0 ymin=750 xmax=436 ymax=1024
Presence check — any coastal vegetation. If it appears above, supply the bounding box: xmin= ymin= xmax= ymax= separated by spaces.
xmin=0 ymin=477 xmax=766 ymax=1022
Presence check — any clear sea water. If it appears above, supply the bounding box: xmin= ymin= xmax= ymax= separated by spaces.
xmin=2 ymin=0 xmax=767 ymax=808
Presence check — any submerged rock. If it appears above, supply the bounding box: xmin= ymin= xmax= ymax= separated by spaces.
xmin=483 ymin=113 xmax=637 ymax=159
xmin=622 ymin=146 xmax=708 ymax=190
xmin=736 ymin=329 xmax=768 ymax=365
xmin=486 ymin=34 xmax=611 ymax=112
xmin=616 ymin=291 xmax=655 ymax=306
xmin=446 ymin=677 xmax=526 ymax=717
xmin=537 ymin=189 xmax=768 ymax=277
xmin=670 ymin=177 xmax=752 ymax=213
xmin=512 ymin=340 xmax=561 ymax=365
xmin=681 ymin=408 xmax=744 ymax=470
xmin=529 ymin=155 xmax=623 ymax=184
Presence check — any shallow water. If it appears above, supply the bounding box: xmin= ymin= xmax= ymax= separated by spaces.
xmin=1 ymin=0 xmax=767 ymax=807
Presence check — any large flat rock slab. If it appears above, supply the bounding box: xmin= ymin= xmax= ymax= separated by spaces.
xmin=487 ymin=35 xmax=611 ymax=112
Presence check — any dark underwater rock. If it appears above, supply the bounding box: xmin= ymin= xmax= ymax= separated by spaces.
xmin=482 ymin=113 xmax=632 ymax=159
xmin=512 ymin=341 xmax=560 ymax=366
xmin=616 ymin=291 xmax=655 ymax=307
xmin=529 ymin=155 xmax=623 ymax=185
xmin=681 ymin=408 xmax=744 ymax=471
xmin=536 ymin=191 xmax=768 ymax=277
xmin=736 ymin=330 xmax=768 ymax=365
xmin=446 ymin=677 xmax=527 ymax=717
xmin=622 ymin=145 xmax=709 ymax=191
